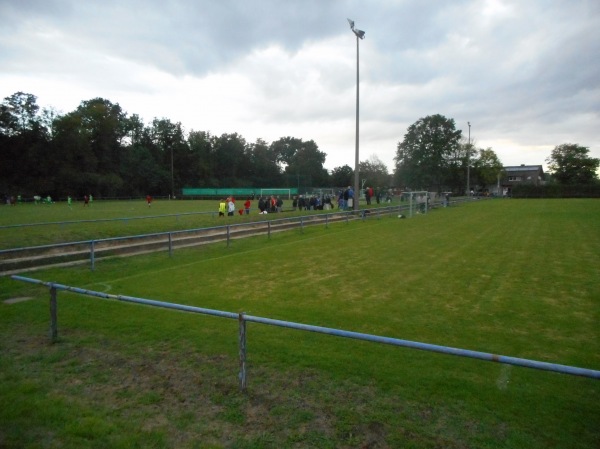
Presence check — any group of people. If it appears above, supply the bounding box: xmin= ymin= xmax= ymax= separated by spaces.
xmin=218 ymin=196 xmax=255 ymax=216
xmin=290 ymin=186 xmax=395 ymax=211
xmin=290 ymin=187 xmax=355 ymax=211
xmin=257 ymin=196 xmax=283 ymax=214
xmin=4 ymin=195 xmax=18 ymax=205
xmin=66 ymin=194 xmax=93 ymax=206
xmin=292 ymin=194 xmax=334 ymax=211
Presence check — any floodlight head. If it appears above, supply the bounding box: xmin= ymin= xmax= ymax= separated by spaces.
xmin=353 ymin=28 xmax=366 ymax=39
xmin=347 ymin=18 xmax=355 ymax=29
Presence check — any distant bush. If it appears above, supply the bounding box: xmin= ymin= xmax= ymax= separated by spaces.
xmin=512 ymin=184 xmax=600 ymax=198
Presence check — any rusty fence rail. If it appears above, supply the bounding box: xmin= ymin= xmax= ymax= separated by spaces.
xmin=11 ymin=275 xmax=600 ymax=391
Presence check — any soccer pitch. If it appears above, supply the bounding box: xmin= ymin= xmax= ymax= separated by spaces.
xmin=1 ymin=199 xmax=599 ymax=448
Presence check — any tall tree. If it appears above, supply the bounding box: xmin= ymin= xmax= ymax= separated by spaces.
xmin=0 ymin=92 xmax=40 ymax=136
xmin=124 ymin=113 xmax=147 ymax=146
xmin=51 ymin=112 xmax=98 ymax=195
xmin=546 ymin=143 xmax=599 ymax=185
xmin=394 ymin=114 xmax=462 ymax=191
xmin=76 ymin=98 xmax=127 ymax=176
xmin=187 ymin=130 xmax=214 ymax=187
xmin=330 ymin=165 xmax=354 ymax=188
xmin=0 ymin=92 xmax=54 ymax=195
xmin=150 ymin=118 xmax=190 ymax=195
xmin=50 ymin=98 xmax=127 ymax=197
xmin=120 ymin=143 xmax=168 ymax=196
xmin=270 ymin=137 xmax=328 ymax=188
xmin=472 ymin=148 xmax=504 ymax=189
xmin=442 ymin=139 xmax=475 ymax=194
xmin=359 ymin=155 xmax=390 ymax=190
xmin=246 ymin=138 xmax=283 ymax=187
xmin=211 ymin=133 xmax=250 ymax=187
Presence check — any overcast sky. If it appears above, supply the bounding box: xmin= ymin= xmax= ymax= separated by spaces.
xmin=1 ymin=0 xmax=598 ymax=172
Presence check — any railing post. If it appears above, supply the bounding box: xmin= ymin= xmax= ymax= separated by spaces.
xmin=300 ymin=217 xmax=304 ymax=233
xmin=168 ymin=233 xmax=173 ymax=257
xmin=239 ymin=313 xmax=247 ymax=392
xmin=268 ymin=221 xmax=271 ymax=239
xmin=90 ymin=240 xmax=95 ymax=271
xmin=50 ymin=286 xmax=58 ymax=343
xmin=227 ymin=225 xmax=231 ymax=248
xmin=325 ymin=214 xmax=329 ymax=228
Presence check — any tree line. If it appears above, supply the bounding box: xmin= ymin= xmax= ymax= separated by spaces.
xmin=0 ymin=92 xmax=337 ymax=199
xmin=1 ymin=92 xmax=596 ymax=200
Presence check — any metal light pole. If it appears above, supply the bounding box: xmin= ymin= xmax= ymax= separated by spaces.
xmin=170 ymin=145 xmax=175 ymax=200
xmin=348 ymin=19 xmax=365 ymax=211
xmin=467 ymin=121 xmax=471 ymax=196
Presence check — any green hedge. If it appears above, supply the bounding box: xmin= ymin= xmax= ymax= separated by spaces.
xmin=512 ymin=184 xmax=600 ymax=198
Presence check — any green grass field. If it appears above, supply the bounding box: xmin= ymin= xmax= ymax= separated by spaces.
xmin=0 ymin=198 xmax=382 ymax=249
xmin=1 ymin=199 xmax=599 ymax=448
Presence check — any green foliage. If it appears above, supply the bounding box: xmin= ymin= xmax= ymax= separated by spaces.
xmin=0 ymin=92 xmax=331 ymax=199
xmin=359 ymin=155 xmax=391 ymax=189
xmin=395 ymin=114 xmax=462 ymax=190
xmin=270 ymin=136 xmax=329 ymax=188
xmin=0 ymin=91 xmax=40 ymax=136
xmin=473 ymin=147 xmax=504 ymax=187
xmin=512 ymin=183 xmax=600 ymax=198
xmin=329 ymin=164 xmax=353 ymax=187
xmin=546 ymin=143 xmax=599 ymax=185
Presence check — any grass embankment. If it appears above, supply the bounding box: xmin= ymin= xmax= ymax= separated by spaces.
xmin=1 ymin=199 xmax=598 ymax=448
xmin=0 ymin=199 xmax=386 ymax=249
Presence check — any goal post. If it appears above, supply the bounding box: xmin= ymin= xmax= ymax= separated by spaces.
xmin=406 ymin=191 xmax=430 ymax=217
xmin=260 ymin=188 xmax=292 ymax=200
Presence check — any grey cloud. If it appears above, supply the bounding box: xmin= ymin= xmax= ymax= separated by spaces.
xmin=1 ymin=0 xmax=598 ymax=168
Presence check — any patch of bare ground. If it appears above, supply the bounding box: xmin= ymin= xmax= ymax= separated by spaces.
xmin=2 ymin=327 xmax=506 ymax=448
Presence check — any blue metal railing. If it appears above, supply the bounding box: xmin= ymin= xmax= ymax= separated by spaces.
xmin=11 ymin=275 xmax=600 ymax=391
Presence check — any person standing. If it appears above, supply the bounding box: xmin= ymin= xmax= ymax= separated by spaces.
xmin=227 ymin=197 xmax=235 ymax=216
xmin=218 ymin=199 xmax=226 ymax=217
xmin=146 ymin=195 xmax=153 ymax=207
xmin=346 ymin=186 xmax=354 ymax=209
xmin=298 ymin=195 xmax=306 ymax=211
xmin=244 ymin=198 xmax=251 ymax=215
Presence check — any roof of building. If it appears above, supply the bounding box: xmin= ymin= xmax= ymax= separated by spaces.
xmin=504 ymin=165 xmax=544 ymax=172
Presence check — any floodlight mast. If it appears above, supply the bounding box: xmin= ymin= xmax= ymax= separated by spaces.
xmin=467 ymin=121 xmax=471 ymax=196
xmin=348 ymin=18 xmax=365 ymax=211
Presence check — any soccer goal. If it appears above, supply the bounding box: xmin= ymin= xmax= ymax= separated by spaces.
xmin=405 ymin=191 xmax=431 ymax=217
xmin=260 ymin=188 xmax=292 ymax=199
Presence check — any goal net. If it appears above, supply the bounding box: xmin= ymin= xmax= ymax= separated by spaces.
xmin=405 ymin=191 xmax=431 ymax=217
xmin=260 ymin=188 xmax=292 ymax=199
